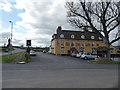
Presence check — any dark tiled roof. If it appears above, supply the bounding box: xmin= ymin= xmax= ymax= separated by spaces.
xmin=52 ymin=27 xmax=103 ymax=41
xmin=52 ymin=26 xmax=102 ymax=40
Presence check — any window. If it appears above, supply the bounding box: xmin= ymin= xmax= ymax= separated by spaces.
xmin=51 ymin=48 xmax=54 ymax=53
xmin=96 ymin=43 xmax=99 ymax=46
xmin=81 ymin=35 xmax=85 ymax=39
xmin=60 ymin=40 xmax=64 ymax=46
xmin=80 ymin=48 xmax=84 ymax=52
xmin=89 ymin=29 xmax=93 ymax=32
xmin=60 ymin=34 xmax=64 ymax=38
xmin=61 ymin=47 xmax=64 ymax=54
xmin=82 ymin=42 xmax=85 ymax=46
xmin=71 ymin=34 xmax=75 ymax=39
xmin=71 ymin=41 xmax=75 ymax=46
xmin=85 ymin=43 xmax=90 ymax=46
xmin=110 ymin=48 xmax=114 ymax=54
xmin=92 ymin=48 xmax=97 ymax=54
xmin=51 ymin=41 xmax=55 ymax=47
xmin=91 ymin=36 xmax=95 ymax=39
xmin=92 ymin=42 xmax=95 ymax=46
xmin=52 ymin=35 xmax=55 ymax=38
xmin=65 ymin=42 xmax=70 ymax=46
xmin=76 ymin=43 xmax=80 ymax=46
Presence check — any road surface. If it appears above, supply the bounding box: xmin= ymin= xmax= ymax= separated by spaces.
xmin=0 ymin=48 xmax=25 ymax=56
xmin=2 ymin=52 xmax=119 ymax=88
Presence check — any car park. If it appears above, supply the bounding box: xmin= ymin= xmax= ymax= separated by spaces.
xmin=81 ymin=53 xmax=97 ymax=60
xmin=30 ymin=50 xmax=36 ymax=56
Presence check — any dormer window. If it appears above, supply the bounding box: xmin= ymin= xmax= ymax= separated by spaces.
xmin=88 ymin=28 xmax=93 ymax=32
xmin=91 ymin=36 xmax=95 ymax=39
xmin=60 ymin=34 xmax=64 ymax=38
xmin=71 ymin=34 xmax=75 ymax=39
xmin=81 ymin=35 xmax=85 ymax=39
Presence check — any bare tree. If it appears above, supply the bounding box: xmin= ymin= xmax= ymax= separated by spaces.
xmin=65 ymin=0 xmax=120 ymax=60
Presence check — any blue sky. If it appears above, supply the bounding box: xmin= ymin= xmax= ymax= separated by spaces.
xmin=2 ymin=8 xmax=24 ymax=30
xmin=0 ymin=0 xmax=119 ymax=47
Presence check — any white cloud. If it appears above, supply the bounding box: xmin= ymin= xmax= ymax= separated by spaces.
xmin=0 ymin=0 xmax=13 ymax=12
xmin=12 ymin=0 xmax=73 ymax=47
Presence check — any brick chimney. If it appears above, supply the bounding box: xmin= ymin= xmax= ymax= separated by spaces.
xmin=83 ymin=27 xmax=88 ymax=32
xmin=57 ymin=26 xmax=62 ymax=34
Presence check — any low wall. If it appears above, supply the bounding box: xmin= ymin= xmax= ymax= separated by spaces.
xmin=95 ymin=58 xmax=111 ymax=62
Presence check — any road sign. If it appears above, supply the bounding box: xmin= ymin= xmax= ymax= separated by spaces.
xmin=26 ymin=40 xmax=31 ymax=46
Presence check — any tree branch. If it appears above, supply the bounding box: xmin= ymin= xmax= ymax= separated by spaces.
xmin=66 ymin=2 xmax=88 ymax=21
xmin=110 ymin=37 xmax=120 ymax=45
xmin=108 ymin=23 xmax=120 ymax=34
xmin=106 ymin=16 xmax=118 ymax=27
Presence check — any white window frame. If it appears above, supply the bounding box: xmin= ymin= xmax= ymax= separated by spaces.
xmin=91 ymin=36 xmax=95 ymax=39
xmin=71 ymin=34 xmax=75 ymax=39
xmin=81 ymin=35 xmax=85 ymax=39
xmin=60 ymin=34 xmax=64 ymax=38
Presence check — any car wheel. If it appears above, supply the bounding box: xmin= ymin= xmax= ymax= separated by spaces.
xmin=84 ymin=57 xmax=88 ymax=60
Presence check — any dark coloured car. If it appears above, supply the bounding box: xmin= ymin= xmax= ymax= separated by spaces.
xmin=5 ymin=49 xmax=9 ymax=52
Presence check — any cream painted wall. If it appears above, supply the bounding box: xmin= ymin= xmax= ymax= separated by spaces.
xmin=51 ymin=39 xmax=117 ymax=54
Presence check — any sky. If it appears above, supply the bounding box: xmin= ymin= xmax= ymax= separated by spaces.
xmin=0 ymin=0 xmax=74 ymax=47
xmin=0 ymin=0 xmax=119 ymax=47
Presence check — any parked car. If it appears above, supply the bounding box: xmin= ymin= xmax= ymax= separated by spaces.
xmin=47 ymin=51 xmax=51 ymax=54
xmin=43 ymin=50 xmax=47 ymax=53
xmin=71 ymin=52 xmax=78 ymax=57
xmin=75 ymin=52 xmax=83 ymax=58
xmin=81 ymin=53 xmax=97 ymax=60
xmin=71 ymin=52 xmax=83 ymax=58
xmin=30 ymin=50 xmax=36 ymax=56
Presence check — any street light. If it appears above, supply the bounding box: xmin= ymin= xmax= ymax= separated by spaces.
xmin=9 ymin=21 xmax=13 ymax=46
xmin=9 ymin=21 xmax=13 ymax=56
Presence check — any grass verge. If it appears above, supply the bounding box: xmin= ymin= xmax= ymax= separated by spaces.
xmin=87 ymin=60 xmax=120 ymax=64
xmin=20 ymin=53 xmax=32 ymax=63
xmin=1 ymin=52 xmax=23 ymax=63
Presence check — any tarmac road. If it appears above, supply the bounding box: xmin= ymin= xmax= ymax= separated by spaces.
xmin=2 ymin=52 xmax=119 ymax=88
xmin=0 ymin=48 xmax=25 ymax=56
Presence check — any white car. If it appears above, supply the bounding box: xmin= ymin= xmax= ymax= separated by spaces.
xmin=76 ymin=52 xmax=83 ymax=58
xmin=30 ymin=50 xmax=36 ymax=56
xmin=81 ymin=53 xmax=97 ymax=60
xmin=71 ymin=52 xmax=83 ymax=58
xmin=71 ymin=52 xmax=77 ymax=57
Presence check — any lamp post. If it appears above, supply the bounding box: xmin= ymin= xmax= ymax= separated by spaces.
xmin=9 ymin=21 xmax=13 ymax=56
xmin=9 ymin=21 xmax=13 ymax=45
